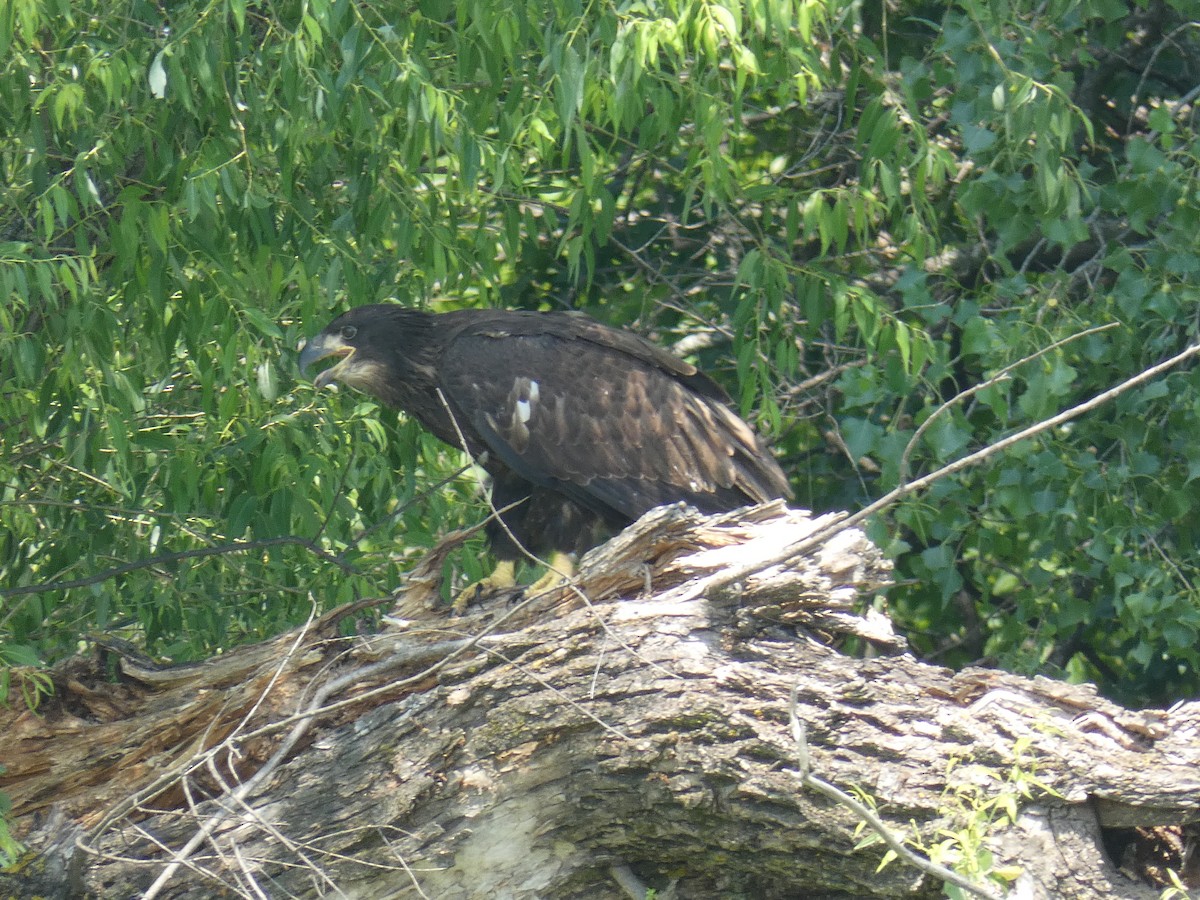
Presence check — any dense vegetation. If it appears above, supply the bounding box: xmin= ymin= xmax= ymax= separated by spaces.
xmin=2 ymin=0 xmax=1198 ymax=711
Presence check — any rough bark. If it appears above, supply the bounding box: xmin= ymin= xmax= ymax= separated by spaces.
xmin=3 ymin=502 xmax=1197 ymax=899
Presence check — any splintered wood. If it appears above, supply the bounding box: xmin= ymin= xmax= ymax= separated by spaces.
xmin=3 ymin=503 xmax=1197 ymax=900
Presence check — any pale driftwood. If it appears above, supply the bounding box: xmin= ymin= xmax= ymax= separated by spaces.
xmin=2 ymin=502 xmax=1197 ymax=899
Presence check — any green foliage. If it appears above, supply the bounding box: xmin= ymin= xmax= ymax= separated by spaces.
xmin=0 ymin=783 xmax=22 ymax=869
xmin=1160 ymin=870 xmax=1197 ymax=900
xmin=0 ymin=0 xmax=1198 ymax=711
xmin=856 ymin=737 xmax=1055 ymax=897
xmin=929 ymin=739 xmax=1056 ymax=897
xmin=842 ymin=1 xmax=1200 ymax=707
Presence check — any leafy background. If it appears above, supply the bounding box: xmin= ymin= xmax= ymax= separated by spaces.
xmin=2 ymin=0 xmax=1199 ymax=711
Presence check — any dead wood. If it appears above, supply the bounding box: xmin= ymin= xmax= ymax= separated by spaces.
xmin=2 ymin=501 xmax=1197 ymax=899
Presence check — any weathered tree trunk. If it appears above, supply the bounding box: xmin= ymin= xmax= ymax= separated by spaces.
xmin=3 ymin=503 xmax=1198 ymax=899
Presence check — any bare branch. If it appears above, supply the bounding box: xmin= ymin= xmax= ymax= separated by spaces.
xmin=898 ymin=321 xmax=1120 ymax=484
xmin=670 ymin=340 xmax=1200 ymax=603
xmin=788 ymin=683 xmax=1005 ymax=900
xmin=0 ymin=536 xmax=359 ymax=599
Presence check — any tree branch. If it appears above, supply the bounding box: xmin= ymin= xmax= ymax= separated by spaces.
xmin=0 ymin=536 xmax=360 ymax=598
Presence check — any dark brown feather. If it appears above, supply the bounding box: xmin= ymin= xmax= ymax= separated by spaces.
xmin=301 ymin=304 xmax=791 ymax=562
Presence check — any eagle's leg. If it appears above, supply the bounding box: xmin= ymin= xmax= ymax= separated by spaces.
xmin=524 ymin=551 xmax=576 ymax=597
xmin=452 ymin=560 xmax=518 ymax=614
xmin=451 ymin=552 xmax=576 ymax=613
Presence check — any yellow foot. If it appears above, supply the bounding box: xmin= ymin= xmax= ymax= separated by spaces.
xmin=453 ymin=560 xmax=517 ymax=614
xmin=524 ymin=552 xmax=576 ymax=597
xmin=450 ymin=553 xmax=578 ymax=613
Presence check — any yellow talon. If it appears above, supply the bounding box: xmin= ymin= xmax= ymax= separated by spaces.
xmin=451 ymin=552 xmax=576 ymax=613
xmin=453 ymin=560 xmax=517 ymax=614
xmin=524 ymin=552 xmax=576 ymax=597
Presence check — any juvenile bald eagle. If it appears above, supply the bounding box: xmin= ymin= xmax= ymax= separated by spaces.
xmin=299 ymin=304 xmax=790 ymax=600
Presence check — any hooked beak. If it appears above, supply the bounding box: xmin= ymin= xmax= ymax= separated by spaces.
xmin=298 ymin=333 xmax=353 ymax=389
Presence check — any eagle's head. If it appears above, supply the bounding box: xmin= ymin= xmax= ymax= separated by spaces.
xmin=299 ymin=304 xmax=430 ymax=396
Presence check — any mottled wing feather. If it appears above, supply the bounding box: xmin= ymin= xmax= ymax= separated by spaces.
xmin=438 ymin=329 xmax=788 ymax=522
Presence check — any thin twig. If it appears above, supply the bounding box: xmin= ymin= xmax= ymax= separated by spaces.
xmin=0 ymin=535 xmax=357 ymax=598
xmin=101 ymin=582 xmax=595 ymax=896
xmin=672 ymin=341 xmax=1200 ymax=602
xmin=1126 ymin=24 xmax=1200 ymax=136
xmin=788 ymin=683 xmax=1005 ymax=900
xmin=113 ymin=609 xmax=329 ymax=899
xmin=898 ymin=322 xmax=1119 ymax=484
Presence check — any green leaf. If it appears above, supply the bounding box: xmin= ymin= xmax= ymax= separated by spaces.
xmin=242 ymin=307 xmax=283 ymax=339
xmin=149 ymin=49 xmax=168 ymax=99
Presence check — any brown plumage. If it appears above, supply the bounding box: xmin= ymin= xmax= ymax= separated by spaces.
xmin=299 ymin=304 xmax=790 ymax=583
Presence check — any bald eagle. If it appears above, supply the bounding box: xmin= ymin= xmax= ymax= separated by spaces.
xmin=299 ymin=304 xmax=790 ymax=601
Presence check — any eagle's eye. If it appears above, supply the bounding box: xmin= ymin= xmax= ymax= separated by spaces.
xmin=340 ymin=325 xmax=358 ymax=341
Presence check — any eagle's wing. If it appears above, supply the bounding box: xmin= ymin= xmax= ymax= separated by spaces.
xmin=436 ymin=328 xmax=789 ymax=521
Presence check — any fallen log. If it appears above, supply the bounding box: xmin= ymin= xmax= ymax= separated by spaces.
xmin=3 ymin=502 xmax=1197 ymax=898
